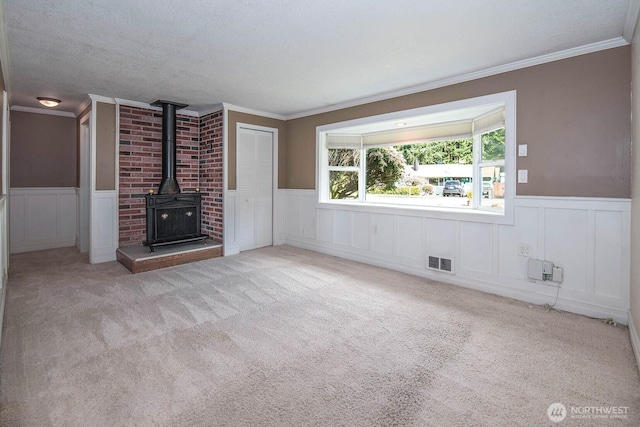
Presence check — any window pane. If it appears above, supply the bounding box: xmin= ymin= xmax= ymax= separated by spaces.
xmin=365 ymin=141 xmax=475 ymax=208
xmin=329 ymin=149 xmax=360 ymax=167
xmin=330 ymin=171 xmax=359 ymax=199
xmin=480 ymin=166 xmax=505 ymax=212
xmin=482 ymin=128 xmax=505 ymax=161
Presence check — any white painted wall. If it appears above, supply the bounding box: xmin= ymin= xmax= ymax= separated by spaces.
xmin=10 ymin=187 xmax=77 ymax=253
xmin=283 ymin=190 xmax=631 ymax=324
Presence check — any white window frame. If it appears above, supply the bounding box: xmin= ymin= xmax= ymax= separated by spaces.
xmin=316 ymin=91 xmax=516 ymax=225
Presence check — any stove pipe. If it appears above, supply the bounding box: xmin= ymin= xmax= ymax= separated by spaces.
xmin=151 ymin=100 xmax=188 ymax=194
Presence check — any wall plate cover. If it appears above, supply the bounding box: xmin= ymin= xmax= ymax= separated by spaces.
xmin=518 ymin=144 xmax=528 ymax=156
xmin=518 ymin=170 xmax=528 ymax=183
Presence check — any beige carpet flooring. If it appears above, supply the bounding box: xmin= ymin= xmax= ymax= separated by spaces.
xmin=0 ymin=245 xmax=638 ymax=426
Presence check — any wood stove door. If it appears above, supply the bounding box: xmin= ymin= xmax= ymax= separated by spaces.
xmin=155 ymin=206 xmax=199 ymax=241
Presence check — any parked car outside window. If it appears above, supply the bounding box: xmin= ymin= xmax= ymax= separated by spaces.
xmin=443 ymin=180 xmax=465 ymax=197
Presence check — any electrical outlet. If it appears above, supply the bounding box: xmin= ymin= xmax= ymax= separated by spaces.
xmin=518 ymin=243 xmax=531 ymax=257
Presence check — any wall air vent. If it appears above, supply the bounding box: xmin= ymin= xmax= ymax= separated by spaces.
xmin=440 ymin=258 xmax=452 ymax=272
xmin=428 ymin=256 xmax=440 ymax=269
xmin=426 ymin=255 xmax=455 ymax=274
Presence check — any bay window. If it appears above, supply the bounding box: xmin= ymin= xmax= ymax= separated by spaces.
xmin=317 ymin=91 xmax=516 ymax=222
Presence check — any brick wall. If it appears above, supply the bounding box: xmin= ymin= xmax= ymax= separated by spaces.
xmin=199 ymin=111 xmax=224 ymax=242
xmin=118 ymin=105 xmax=202 ymax=247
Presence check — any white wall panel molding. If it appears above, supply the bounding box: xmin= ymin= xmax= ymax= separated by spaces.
xmin=10 ymin=187 xmax=77 ymax=253
xmin=283 ymin=190 xmax=631 ymax=324
xmin=224 ymin=191 xmax=239 ymax=256
xmin=90 ymin=191 xmax=117 ymax=263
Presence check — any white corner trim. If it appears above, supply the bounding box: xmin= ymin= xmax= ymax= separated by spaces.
xmin=10 ymin=105 xmax=77 ymax=118
xmin=224 ymin=103 xmax=287 ymax=121
xmin=89 ymin=94 xmax=116 ymax=104
xmin=285 ymin=37 xmax=629 ymax=120
xmin=624 ymin=0 xmax=640 ymax=42
xmin=629 ymin=310 xmax=640 ymax=373
xmin=75 ymin=97 xmax=92 ymax=116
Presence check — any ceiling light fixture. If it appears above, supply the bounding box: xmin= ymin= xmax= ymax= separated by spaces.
xmin=37 ymin=97 xmax=61 ymax=108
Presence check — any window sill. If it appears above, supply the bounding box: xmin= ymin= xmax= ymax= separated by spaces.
xmin=316 ymin=200 xmax=513 ymax=225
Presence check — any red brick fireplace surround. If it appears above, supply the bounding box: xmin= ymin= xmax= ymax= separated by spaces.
xmin=118 ymin=106 xmax=223 ymax=247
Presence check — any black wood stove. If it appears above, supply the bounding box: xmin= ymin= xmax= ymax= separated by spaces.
xmin=145 ymin=100 xmax=207 ymax=252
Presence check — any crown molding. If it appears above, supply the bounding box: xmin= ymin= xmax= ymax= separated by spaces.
xmin=89 ymin=94 xmax=116 ymax=104
xmin=224 ymin=103 xmax=287 ymax=121
xmin=10 ymin=105 xmax=76 ymax=118
xmin=75 ymin=97 xmax=92 ymax=117
xmin=285 ymin=37 xmax=629 ymax=120
xmin=113 ymin=97 xmax=199 ymax=117
xmin=624 ymin=0 xmax=640 ymax=42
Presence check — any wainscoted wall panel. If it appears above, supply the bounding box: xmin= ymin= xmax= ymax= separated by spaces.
xmin=224 ymin=191 xmax=238 ymax=256
xmin=594 ymin=210 xmax=622 ymax=298
xmin=334 ymin=210 xmax=350 ymax=247
xmin=372 ymin=214 xmax=394 ymax=256
xmin=396 ymin=216 xmax=423 ymax=264
xmin=285 ymin=193 xmax=300 ymax=239
xmin=317 ymin=209 xmax=332 ymax=243
xmin=459 ymin=222 xmax=493 ymax=275
xmin=299 ymin=197 xmax=316 ymax=241
xmin=10 ymin=188 xmax=77 ymax=253
xmin=91 ymin=191 xmax=118 ymax=263
xmin=351 ymin=212 xmax=369 ymax=250
xmin=282 ymin=190 xmax=631 ymax=324
xmin=498 ymin=206 xmax=539 ymax=279
xmin=544 ymin=208 xmax=588 ymax=293
xmin=425 ymin=219 xmax=456 ymax=261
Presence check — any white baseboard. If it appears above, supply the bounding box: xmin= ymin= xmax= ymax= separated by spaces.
xmin=91 ymin=252 xmax=116 ymax=264
xmin=628 ymin=311 xmax=640 ymax=374
xmin=224 ymin=246 xmax=240 ymax=256
xmin=285 ymin=237 xmax=630 ymax=325
xmin=11 ymin=236 xmax=76 ymax=254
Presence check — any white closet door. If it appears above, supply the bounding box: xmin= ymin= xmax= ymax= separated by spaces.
xmin=237 ymin=127 xmax=273 ymax=251
xmin=254 ymin=130 xmax=273 ymax=248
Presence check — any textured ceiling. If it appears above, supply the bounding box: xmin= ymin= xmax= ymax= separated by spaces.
xmin=2 ymin=0 xmax=634 ymax=117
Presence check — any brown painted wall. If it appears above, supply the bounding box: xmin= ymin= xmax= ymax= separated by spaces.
xmin=95 ymin=102 xmax=116 ymax=191
xmin=227 ymin=110 xmax=287 ymax=190
xmin=10 ymin=111 xmax=77 ymax=187
xmin=286 ymin=47 xmax=632 ymax=198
